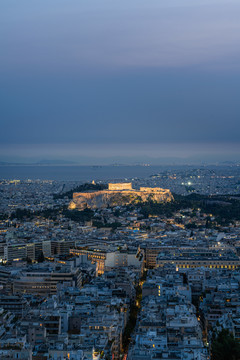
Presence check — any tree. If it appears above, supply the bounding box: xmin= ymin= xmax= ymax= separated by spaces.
xmin=211 ymin=329 xmax=240 ymax=360
xmin=53 ymin=182 xmax=107 ymax=199
xmin=37 ymin=251 xmax=45 ymax=263
xmin=26 ymin=257 xmax=32 ymax=264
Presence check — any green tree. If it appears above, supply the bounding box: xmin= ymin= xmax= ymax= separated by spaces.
xmin=53 ymin=182 xmax=107 ymax=199
xmin=37 ymin=251 xmax=45 ymax=263
xmin=26 ymin=257 xmax=32 ymax=264
xmin=211 ymin=329 xmax=240 ymax=360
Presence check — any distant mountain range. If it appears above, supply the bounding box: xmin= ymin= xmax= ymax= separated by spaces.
xmin=0 ymin=160 xmax=78 ymax=166
xmin=0 ymin=159 xmax=239 ymax=167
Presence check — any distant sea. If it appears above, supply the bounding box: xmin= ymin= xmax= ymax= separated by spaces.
xmin=0 ymin=165 xmax=175 ymax=182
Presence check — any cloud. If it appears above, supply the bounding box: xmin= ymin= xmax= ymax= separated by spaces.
xmin=1 ymin=0 xmax=240 ymax=163
xmin=1 ymin=0 xmax=240 ymax=72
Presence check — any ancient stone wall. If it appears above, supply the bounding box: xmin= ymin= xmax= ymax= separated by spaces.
xmin=140 ymin=187 xmax=164 ymax=192
xmin=69 ymin=186 xmax=173 ymax=210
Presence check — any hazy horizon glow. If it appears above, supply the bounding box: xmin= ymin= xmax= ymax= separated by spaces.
xmin=1 ymin=142 xmax=240 ymax=165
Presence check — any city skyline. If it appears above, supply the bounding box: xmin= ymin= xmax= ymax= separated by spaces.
xmin=2 ymin=3 xmax=240 ymax=359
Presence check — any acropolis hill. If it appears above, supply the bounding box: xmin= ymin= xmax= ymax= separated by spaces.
xmin=69 ymin=183 xmax=173 ymax=210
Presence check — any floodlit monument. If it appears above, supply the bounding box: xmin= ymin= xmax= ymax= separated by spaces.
xmin=108 ymin=183 xmax=132 ymax=191
xmin=69 ymin=182 xmax=173 ymax=210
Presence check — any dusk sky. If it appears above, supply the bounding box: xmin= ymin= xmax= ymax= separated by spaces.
xmin=1 ymin=0 xmax=240 ymax=164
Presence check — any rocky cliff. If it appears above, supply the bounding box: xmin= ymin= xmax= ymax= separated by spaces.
xmin=69 ymin=187 xmax=173 ymax=210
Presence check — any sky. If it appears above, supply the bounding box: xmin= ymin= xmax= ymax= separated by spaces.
xmin=1 ymin=0 xmax=240 ymax=164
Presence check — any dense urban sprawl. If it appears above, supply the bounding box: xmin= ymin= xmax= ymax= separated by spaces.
xmin=0 ymin=166 xmax=240 ymax=359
